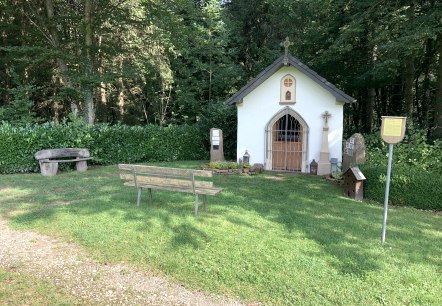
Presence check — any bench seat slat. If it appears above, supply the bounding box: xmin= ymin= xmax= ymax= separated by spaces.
xmin=123 ymin=181 xmax=222 ymax=195
xmin=43 ymin=157 xmax=93 ymax=163
xmin=120 ymin=173 xmax=214 ymax=188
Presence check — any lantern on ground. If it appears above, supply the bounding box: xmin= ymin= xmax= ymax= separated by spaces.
xmin=243 ymin=150 xmax=250 ymax=164
xmin=310 ymin=159 xmax=318 ymax=175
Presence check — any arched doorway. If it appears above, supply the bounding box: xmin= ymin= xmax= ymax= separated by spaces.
xmin=265 ymin=108 xmax=308 ymax=171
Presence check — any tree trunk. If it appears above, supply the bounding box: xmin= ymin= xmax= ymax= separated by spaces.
xmin=364 ymin=87 xmax=375 ymax=133
xmin=381 ymin=87 xmax=388 ymax=117
xmin=45 ymin=0 xmax=79 ymax=117
xmin=432 ymin=37 xmax=442 ymax=139
xmin=352 ymin=93 xmax=361 ymax=131
xmin=363 ymin=43 xmax=377 ymax=133
xmin=391 ymin=78 xmax=403 ymax=115
xmin=421 ymin=39 xmax=434 ymax=128
xmin=404 ymin=2 xmax=415 ymax=120
xmin=83 ymin=0 xmax=95 ymax=124
xmin=117 ymin=57 xmax=125 ymax=118
xmin=375 ymin=88 xmax=382 ymax=127
xmin=415 ymin=71 xmax=421 ymax=125
xmin=404 ymin=58 xmax=414 ymax=120
xmin=97 ymin=35 xmax=107 ymax=106
xmin=1 ymin=31 xmax=11 ymax=105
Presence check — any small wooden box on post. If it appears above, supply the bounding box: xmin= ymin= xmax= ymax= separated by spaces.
xmin=343 ymin=167 xmax=366 ymax=201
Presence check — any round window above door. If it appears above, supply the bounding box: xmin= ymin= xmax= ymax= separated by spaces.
xmin=280 ymin=74 xmax=295 ymax=104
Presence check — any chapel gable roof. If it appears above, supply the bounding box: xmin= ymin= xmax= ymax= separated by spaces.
xmin=226 ymin=54 xmax=356 ymax=105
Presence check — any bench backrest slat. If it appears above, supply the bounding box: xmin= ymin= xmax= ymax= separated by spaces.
xmin=118 ymin=164 xmax=212 ymax=178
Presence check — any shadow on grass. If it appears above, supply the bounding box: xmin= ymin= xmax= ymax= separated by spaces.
xmin=1 ymin=166 xmax=441 ymax=278
xmin=170 ymin=223 xmax=210 ymax=249
xmin=212 ymin=173 xmax=442 ymax=275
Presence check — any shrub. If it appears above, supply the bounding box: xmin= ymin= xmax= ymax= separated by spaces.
xmin=364 ymin=128 xmax=442 ymax=173
xmin=207 ymin=161 xmax=239 ymax=170
xmin=360 ymin=128 xmax=442 ymax=211
xmin=360 ymin=164 xmax=442 ymax=211
xmin=0 ymin=122 xmax=207 ymax=174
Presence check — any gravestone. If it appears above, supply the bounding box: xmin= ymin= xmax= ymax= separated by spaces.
xmin=342 ymin=133 xmax=366 ymax=172
xmin=210 ymin=128 xmax=225 ymax=162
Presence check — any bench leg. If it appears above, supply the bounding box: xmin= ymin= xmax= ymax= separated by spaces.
xmin=194 ymin=194 xmax=199 ymax=216
xmin=39 ymin=161 xmax=58 ymax=176
xmin=75 ymin=160 xmax=88 ymax=172
xmin=137 ymin=188 xmax=142 ymax=207
xmin=202 ymin=194 xmax=207 ymax=212
xmin=147 ymin=188 xmax=152 ymax=204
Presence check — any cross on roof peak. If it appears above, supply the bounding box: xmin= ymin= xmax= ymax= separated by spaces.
xmin=280 ymin=37 xmax=293 ymax=65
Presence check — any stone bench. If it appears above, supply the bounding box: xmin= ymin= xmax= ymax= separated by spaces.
xmin=35 ymin=148 xmax=92 ymax=176
xmin=118 ymin=164 xmax=223 ymax=216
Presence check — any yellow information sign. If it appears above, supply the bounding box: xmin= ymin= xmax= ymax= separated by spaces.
xmin=381 ymin=116 xmax=406 ymax=144
xmin=383 ymin=119 xmax=403 ymax=136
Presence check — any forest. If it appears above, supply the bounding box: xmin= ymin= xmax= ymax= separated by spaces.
xmin=1 ymin=0 xmax=442 ymax=139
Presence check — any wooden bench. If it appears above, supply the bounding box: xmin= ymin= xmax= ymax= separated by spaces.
xmin=118 ymin=164 xmax=223 ymax=216
xmin=35 ymin=148 xmax=92 ymax=176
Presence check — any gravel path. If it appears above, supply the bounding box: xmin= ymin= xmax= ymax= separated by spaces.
xmin=0 ymin=217 xmax=244 ymax=305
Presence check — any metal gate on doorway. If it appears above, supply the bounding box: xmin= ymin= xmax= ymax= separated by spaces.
xmin=265 ymin=108 xmax=308 ymax=172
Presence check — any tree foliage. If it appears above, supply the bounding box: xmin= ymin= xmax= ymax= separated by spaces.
xmin=0 ymin=0 xmax=441 ymax=140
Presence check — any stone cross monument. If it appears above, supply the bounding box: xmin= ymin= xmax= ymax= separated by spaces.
xmin=210 ymin=128 xmax=225 ymax=162
xmin=317 ymin=111 xmax=331 ymax=176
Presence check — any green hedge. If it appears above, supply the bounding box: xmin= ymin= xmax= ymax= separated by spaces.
xmin=364 ymin=129 xmax=442 ymax=172
xmin=360 ymin=164 xmax=442 ymax=211
xmin=0 ymin=122 xmax=207 ymax=174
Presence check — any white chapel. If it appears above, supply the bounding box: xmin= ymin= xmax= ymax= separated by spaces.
xmin=226 ymin=39 xmax=356 ymax=174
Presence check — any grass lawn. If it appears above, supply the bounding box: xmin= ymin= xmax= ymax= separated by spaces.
xmin=0 ymin=161 xmax=441 ymax=305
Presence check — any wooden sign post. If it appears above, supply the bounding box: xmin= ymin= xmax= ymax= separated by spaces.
xmin=380 ymin=116 xmax=406 ymax=245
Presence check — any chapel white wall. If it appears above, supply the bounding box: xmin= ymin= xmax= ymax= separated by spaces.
xmin=236 ymin=66 xmax=344 ymax=172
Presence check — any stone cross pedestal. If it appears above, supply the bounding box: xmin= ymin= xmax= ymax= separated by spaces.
xmin=210 ymin=128 xmax=225 ymax=162
xmin=317 ymin=111 xmax=331 ymax=176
